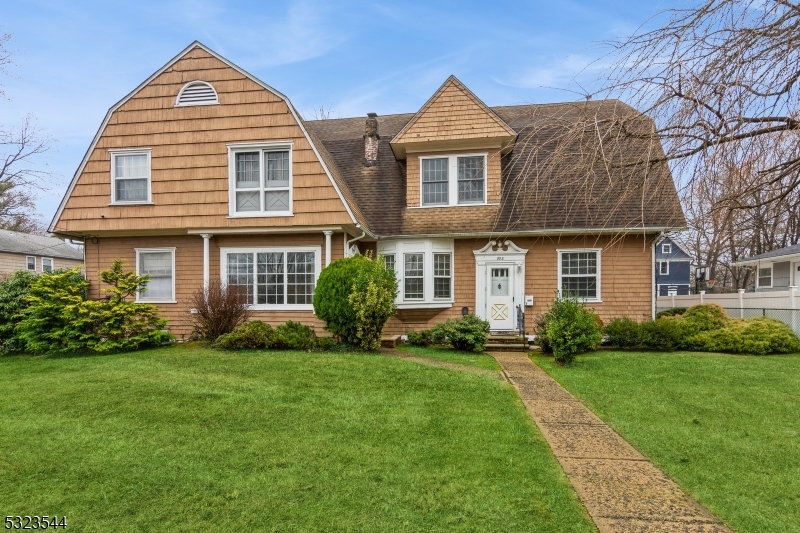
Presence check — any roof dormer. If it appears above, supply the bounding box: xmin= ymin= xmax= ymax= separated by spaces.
xmin=390 ymin=76 xmax=517 ymax=159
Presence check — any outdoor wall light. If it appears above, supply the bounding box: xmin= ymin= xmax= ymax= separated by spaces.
xmin=461 ymin=307 xmax=469 ymax=315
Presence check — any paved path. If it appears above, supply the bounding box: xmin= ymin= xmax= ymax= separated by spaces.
xmin=490 ymin=352 xmax=733 ymax=533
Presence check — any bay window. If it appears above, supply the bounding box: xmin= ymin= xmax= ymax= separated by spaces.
xmin=377 ymin=239 xmax=454 ymax=308
xmin=221 ymin=247 xmax=320 ymax=309
xmin=228 ymin=142 xmax=292 ymax=217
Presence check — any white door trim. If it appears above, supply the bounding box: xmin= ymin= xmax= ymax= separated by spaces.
xmin=474 ymin=239 xmax=528 ymax=331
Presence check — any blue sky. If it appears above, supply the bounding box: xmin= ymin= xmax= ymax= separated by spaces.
xmin=1 ymin=0 xmax=664 ymax=226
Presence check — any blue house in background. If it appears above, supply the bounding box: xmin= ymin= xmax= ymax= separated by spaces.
xmin=655 ymin=236 xmax=692 ymax=296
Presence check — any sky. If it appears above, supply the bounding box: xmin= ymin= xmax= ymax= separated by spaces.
xmin=1 ymin=0 xmax=667 ymax=228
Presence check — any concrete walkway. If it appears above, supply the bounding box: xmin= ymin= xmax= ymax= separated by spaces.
xmin=491 ymin=352 xmax=733 ymax=533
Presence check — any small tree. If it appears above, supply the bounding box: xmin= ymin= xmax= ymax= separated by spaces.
xmin=191 ymin=279 xmax=250 ymax=341
xmin=314 ymin=253 xmax=397 ymax=350
xmin=93 ymin=259 xmax=172 ymax=352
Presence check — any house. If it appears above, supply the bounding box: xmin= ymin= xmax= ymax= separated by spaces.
xmin=0 ymin=229 xmax=83 ymax=276
xmin=654 ymin=236 xmax=692 ymax=296
xmin=731 ymin=244 xmax=800 ymax=291
xmin=48 ymin=42 xmax=684 ymax=338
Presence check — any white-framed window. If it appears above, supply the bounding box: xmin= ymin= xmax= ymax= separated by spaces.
xmin=220 ymin=246 xmax=320 ymax=310
xmin=659 ymin=261 xmax=669 ymax=275
xmin=758 ymin=266 xmax=772 ymax=288
xmin=662 ymin=243 xmax=672 ymax=254
xmin=175 ymin=81 xmax=219 ymax=107
xmin=110 ymin=149 xmax=152 ymax=204
xmin=26 ymin=256 xmax=36 ymax=271
xmin=136 ymin=248 xmax=176 ymax=303
xmin=383 ymin=253 xmax=395 ymax=273
xmin=557 ymin=249 xmax=601 ymax=302
xmin=228 ymin=142 xmax=293 ymax=217
xmin=41 ymin=258 xmax=53 ymax=273
xmin=420 ymin=153 xmax=486 ymax=206
xmin=377 ymin=239 xmax=454 ymax=308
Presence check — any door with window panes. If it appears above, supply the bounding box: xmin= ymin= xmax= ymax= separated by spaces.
xmin=487 ymin=265 xmax=515 ymax=330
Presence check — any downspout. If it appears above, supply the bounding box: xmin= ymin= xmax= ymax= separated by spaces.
xmin=346 ymin=226 xmax=367 ymax=257
xmin=652 ymin=231 xmax=665 ymax=319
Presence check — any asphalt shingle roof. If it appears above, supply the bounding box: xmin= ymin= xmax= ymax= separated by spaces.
xmin=305 ymin=100 xmax=686 ymax=237
xmin=0 ymin=230 xmax=83 ymax=260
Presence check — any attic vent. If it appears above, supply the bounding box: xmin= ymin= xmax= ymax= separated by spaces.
xmin=175 ymin=81 xmax=219 ymax=106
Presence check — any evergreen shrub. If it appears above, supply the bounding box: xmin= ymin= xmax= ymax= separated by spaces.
xmin=536 ymin=295 xmax=601 ymax=364
xmin=314 ymin=253 xmax=397 ymax=350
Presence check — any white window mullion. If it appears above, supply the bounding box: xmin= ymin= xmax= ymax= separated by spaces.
xmin=448 ymin=158 xmax=458 ymax=207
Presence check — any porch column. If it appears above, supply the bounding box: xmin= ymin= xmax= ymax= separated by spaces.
xmin=323 ymin=230 xmax=333 ymax=267
xmin=200 ymin=234 xmax=212 ymax=290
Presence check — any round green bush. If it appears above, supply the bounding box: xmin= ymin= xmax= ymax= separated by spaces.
xmin=0 ymin=270 xmax=37 ymax=354
xmin=313 ymin=254 xmax=397 ymax=350
xmin=274 ymin=321 xmax=317 ymax=350
xmin=682 ymin=304 xmax=730 ymax=333
xmin=691 ymin=317 xmax=800 ymax=355
xmin=430 ymin=314 xmax=490 ymax=352
xmin=215 ymin=320 xmax=276 ymax=350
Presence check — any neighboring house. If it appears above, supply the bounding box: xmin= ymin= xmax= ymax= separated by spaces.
xmin=732 ymin=244 xmax=800 ymax=291
xmin=48 ymin=42 xmax=684 ymax=337
xmin=654 ymin=236 xmax=692 ymax=296
xmin=0 ymin=230 xmax=83 ymax=276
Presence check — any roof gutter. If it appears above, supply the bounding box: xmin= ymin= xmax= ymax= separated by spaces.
xmin=369 ymin=226 xmax=685 ymax=240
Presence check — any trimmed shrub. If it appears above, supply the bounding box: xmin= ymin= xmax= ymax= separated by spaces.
xmin=538 ymin=295 xmax=602 ymax=364
xmin=274 ymin=321 xmax=317 ymax=350
xmin=407 ymin=329 xmax=433 ymax=347
xmin=640 ymin=316 xmax=688 ymax=351
xmin=191 ymin=279 xmax=250 ymax=341
xmin=0 ymin=270 xmax=37 ymax=354
xmin=603 ymin=317 xmax=644 ymax=348
xmin=656 ymin=307 xmax=687 ymax=319
xmin=314 ymin=254 xmax=397 ymax=350
xmin=215 ymin=321 xmax=276 ymax=350
xmin=681 ymin=304 xmax=729 ymax=334
xmin=691 ymin=317 xmax=800 ymax=355
xmin=430 ymin=314 xmax=490 ymax=352
xmin=314 ymin=336 xmax=339 ymax=351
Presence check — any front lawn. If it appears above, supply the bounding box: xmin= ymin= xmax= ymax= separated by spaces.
xmin=0 ymin=344 xmax=594 ymax=532
xmin=535 ymin=351 xmax=800 ymax=533
xmin=396 ymin=345 xmax=501 ymax=371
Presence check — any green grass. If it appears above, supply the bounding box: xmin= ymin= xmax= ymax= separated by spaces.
xmin=535 ymin=351 xmax=800 ymax=533
xmin=0 ymin=344 xmax=594 ymax=532
xmin=396 ymin=344 xmax=501 ymax=371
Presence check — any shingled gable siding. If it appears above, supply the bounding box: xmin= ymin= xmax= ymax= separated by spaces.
xmin=52 ymin=47 xmax=352 ymax=234
xmin=393 ymin=79 xmax=513 ymax=144
xmin=406 ymin=148 xmax=503 ymax=207
xmin=83 ymin=232 xmax=345 ymax=338
xmin=0 ymin=252 xmax=83 ymax=275
xmin=376 ymin=234 xmax=654 ymax=336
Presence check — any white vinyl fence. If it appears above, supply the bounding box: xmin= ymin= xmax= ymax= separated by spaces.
xmin=656 ymin=288 xmax=800 ymax=335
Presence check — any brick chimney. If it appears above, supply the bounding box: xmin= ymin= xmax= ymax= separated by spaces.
xmin=364 ymin=112 xmax=379 ymax=167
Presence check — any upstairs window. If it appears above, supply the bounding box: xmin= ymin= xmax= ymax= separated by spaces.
xmin=228 ymin=143 xmax=293 ymax=217
xmin=420 ymin=154 xmax=486 ymax=206
xmin=110 ymin=149 xmax=151 ymax=204
xmin=662 ymin=243 xmax=672 ymax=254
xmin=175 ymin=81 xmax=219 ymax=106
xmin=659 ymin=261 xmax=669 ymax=275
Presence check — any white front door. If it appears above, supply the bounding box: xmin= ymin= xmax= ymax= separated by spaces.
xmin=488 ymin=265 xmax=515 ymax=330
